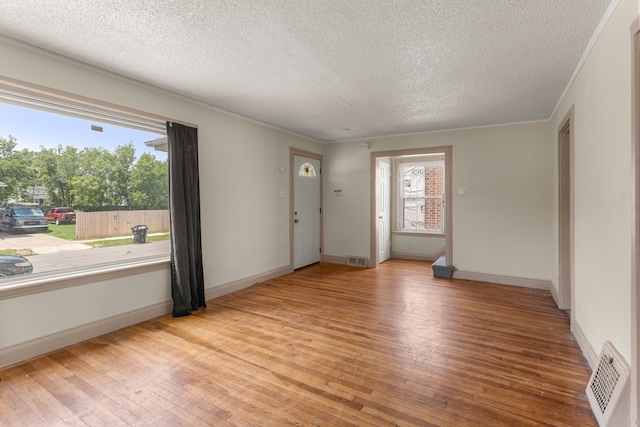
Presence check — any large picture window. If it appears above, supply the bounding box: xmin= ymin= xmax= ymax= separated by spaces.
xmin=397 ymin=160 xmax=444 ymax=233
xmin=0 ymin=91 xmax=169 ymax=286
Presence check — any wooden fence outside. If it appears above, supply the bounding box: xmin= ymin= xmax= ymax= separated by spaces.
xmin=76 ymin=210 xmax=169 ymax=240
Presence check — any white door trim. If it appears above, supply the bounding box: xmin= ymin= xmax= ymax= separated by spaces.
xmin=629 ymin=16 xmax=640 ymax=425
xmin=557 ymin=105 xmax=574 ymax=316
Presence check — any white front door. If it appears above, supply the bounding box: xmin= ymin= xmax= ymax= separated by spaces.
xmin=378 ymin=160 xmax=391 ymax=263
xmin=294 ymin=155 xmax=321 ymax=269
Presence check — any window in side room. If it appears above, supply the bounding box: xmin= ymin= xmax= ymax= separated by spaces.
xmin=396 ymin=158 xmax=445 ymax=234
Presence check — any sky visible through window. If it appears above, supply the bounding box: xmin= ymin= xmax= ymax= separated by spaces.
xmin=0 ymin=103 xmax=166 ymax=160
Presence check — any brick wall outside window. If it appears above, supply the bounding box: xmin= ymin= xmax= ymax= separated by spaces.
xmin=424 ymin=165 xmax=443 ymax=231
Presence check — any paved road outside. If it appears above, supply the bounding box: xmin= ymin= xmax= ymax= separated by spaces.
xmin=26 ymin=239 xmax=170 ymax=274
xmin=0 ymin=231 xmax=170 ymax=275
xmin=0 ymin=231 xmax=89 ymax=255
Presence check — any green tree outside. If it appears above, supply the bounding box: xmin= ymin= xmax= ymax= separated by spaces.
xmin=0 ymin=135 xmax=37 ymax=205
xmin=129 ymin=153 xmax=168 ymax=209
xmin=3 ymin=136 xmax=167 ymax=210
xmin=34 ymin=145 xmax=79 ymax=206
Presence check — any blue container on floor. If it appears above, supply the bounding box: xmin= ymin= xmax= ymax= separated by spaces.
xmin=432 ymin=255 xmax=454 ymax=279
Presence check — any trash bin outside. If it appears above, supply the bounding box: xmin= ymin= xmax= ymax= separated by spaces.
xmin=132 ymin=224 xmax=148 ymax=244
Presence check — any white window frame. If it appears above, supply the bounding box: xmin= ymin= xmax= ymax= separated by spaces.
xmin=394 ymin=157 xmax=445 ymax=235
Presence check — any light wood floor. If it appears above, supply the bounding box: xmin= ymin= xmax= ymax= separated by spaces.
xmin=0 ymin=260 xmax=597 ymax=426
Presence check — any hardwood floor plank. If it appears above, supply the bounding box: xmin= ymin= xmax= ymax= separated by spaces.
xmin=0 ymin=388 xmax=45 ymax=426
xmin=63 ymin=345 xmax=187 ymax=426
xmin=0 ymin=260 xmax=598 ymax=426
xmin=2 ymin=363 xmax=75 ymax=425
xmin=150 ymin=322 xmax=392 ymax=426
xmin=23 ymin=357 xmax=128 ymax=426
xmin=47 ymin=348 xmax=155 ymax=426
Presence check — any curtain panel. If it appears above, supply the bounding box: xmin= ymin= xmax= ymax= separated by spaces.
xmin=167 ymin=122 xmax=205 ymax=316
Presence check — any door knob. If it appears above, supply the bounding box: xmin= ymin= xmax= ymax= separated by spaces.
xmin=294 ymin=219 xmax=299 ymax=223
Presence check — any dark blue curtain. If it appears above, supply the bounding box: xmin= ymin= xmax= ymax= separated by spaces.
xmin=167 ymin=122 xmax=205 ymax=317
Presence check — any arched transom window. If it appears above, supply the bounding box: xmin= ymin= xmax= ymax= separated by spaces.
xmin=298 ymin=162 xmax=316 ymax=177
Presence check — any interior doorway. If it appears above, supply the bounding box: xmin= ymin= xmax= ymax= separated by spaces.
xmin=558 ymin=106 xmax=574 ymax=317
xmin=370 ymin=146 xmax=452 ymax=268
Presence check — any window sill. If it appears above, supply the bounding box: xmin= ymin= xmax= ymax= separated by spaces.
xmin=0 ymin=256 xmax=170 ymax=301
xmin=393 ymin=231 xmax=445 ymax=237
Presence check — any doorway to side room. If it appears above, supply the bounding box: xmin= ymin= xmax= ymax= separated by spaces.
xmin=370 ymin=146 xmax=452 ymax=268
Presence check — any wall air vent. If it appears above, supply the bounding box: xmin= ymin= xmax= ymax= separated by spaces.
xmin=346 ymin=256 xmax=368 ymax=268
xmin=586 ymin=341 xmax=630 ymax=426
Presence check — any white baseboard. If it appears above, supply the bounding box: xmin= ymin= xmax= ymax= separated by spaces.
xmin=0 ymin=300 xmax=173 ymax=369
xmin=392 ymin=249 xmax=444 ymax=262
xmin=205 ymin=265 xmax=292 ymax=300
xmin=453 ymin=270 xmax=552 ymax=291
xmin=572 ymin=318 xmax=597 ymax=370
xmin=321 ymin=255 xmax=348 ymax=265
xmin=549 ymin=282 xmax=561 ymax=308
xmin=0 ymin=264 xmax=293 ymax=369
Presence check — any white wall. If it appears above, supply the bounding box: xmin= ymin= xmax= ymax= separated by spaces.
xmin=392 ymin=234 xmax=445 ymax=259
xmin=0 ymin=38 xmax=321 ymax=354
xmin=322 ymin=141 xmax=372 ymax=258
xmin=551 ymin=0 xmax=636 ymax=363
xmin=323 ymin=122 xmax=554 ymax=281
xmin=0 ymin=270 xmax=170 ymax=349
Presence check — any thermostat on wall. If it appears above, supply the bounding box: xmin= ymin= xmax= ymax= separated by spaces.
xmin=334 ymin=190 xmax=342 ymax=196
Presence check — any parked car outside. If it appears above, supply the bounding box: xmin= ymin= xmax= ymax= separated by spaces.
xmin=1 ymin=206 xmax=49 ymax=233
xmin=0 ymin=255 xmax=33 ymax=277
xmin=46 ymin=207 xmax=76 ymax=225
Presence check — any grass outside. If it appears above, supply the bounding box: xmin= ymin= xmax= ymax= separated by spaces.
xmin=87 ymin=233 xmax=170 ymax=247
xmin=47 ymin=223 xmax=77 ymax=240
xmin=48 ymin=223 xmax=170 ymax=247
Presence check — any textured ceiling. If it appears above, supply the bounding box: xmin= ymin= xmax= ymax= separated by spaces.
xmin=0 ymin=1 xmax=614 ymax=142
